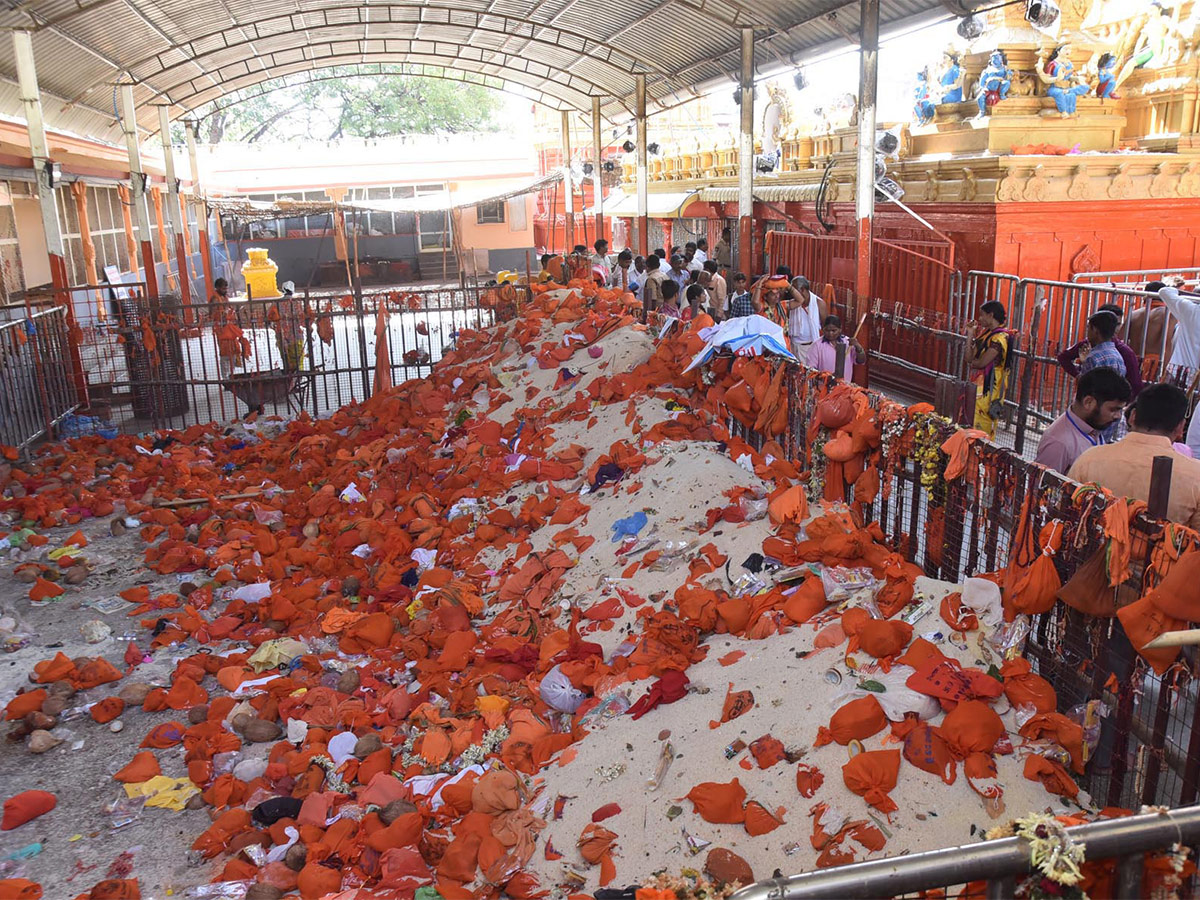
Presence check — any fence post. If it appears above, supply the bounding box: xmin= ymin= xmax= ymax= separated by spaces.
xmin=353 ymin=272 xmax=370 ymax=402
xmin=1012 ymin=289 xmax=1042 ymax=456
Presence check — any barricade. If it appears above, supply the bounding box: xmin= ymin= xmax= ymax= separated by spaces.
xmin=0 ymin=304 xmax=79 ymax=455
xmin=728 ymin=358 xmax=1200 ymax=895
xmin=54 ymin=282 xmax=519 ymax=433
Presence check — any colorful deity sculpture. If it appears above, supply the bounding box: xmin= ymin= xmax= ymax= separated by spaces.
xmin=976 ymin=50 xmax=1012 ymax=117
xmin=939 ymin=50 xmax=965 ymax=104
xmin=1095 ymin=52 xmax=1118 ymax=99
xmin=914 ymin=68 xmax=937 ymax=124
xmin=1039 ymin=42 xmax=1091 ymax=116
xmin=1114 ymin=1 xmax=1185 ymax=91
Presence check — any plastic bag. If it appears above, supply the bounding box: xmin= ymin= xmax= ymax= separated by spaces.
xmin=539 ymin=664 xmax=586 ymax=713
xmin=843 ymin=665 xmax=941 ymax=721
xmin=578 ymin=690 xmax=632 ymax=730
xmin=739 ymin=495 xmax=769 ymax=522
xmin=961 ymin=577 xmax=1002 ymax=628
xmin=1068 ymin=700 xmax=1103 ymax=766
xmin=820 ymin=567 xmax=880 ymax=604
xmin=987 ymin=615 xmax=1030 ymax=657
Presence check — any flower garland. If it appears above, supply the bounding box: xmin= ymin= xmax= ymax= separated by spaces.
xmin=986 ymin=813 xmax=1086 ymax=898
xmin=912 ymin=414 xmax=948 ymax=500
xmin=641 ymin=869 xmax=740 ymax=900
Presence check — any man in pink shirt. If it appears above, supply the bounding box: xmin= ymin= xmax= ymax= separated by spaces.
xmin=807 ymin=315 xmax=864 ymax=381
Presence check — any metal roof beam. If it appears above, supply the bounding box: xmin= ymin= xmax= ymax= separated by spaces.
xmin=116 ymin=5 xmax=653 ymax=80
xmin=162 ymin=51 xmax=598 ymax=118
xmin=162 ymin=43 xmax=602 ymax=105
xmin=185 ymin=63 xmax=572 ymax=125
xmin=124 ymin=9 xmax=649 ymax=105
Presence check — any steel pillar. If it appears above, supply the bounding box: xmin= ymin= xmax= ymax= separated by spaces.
xmin=158 ymin=106 xmax=191 ymax=319
xmin=737 ymin=27 xmax=755 ymax=277
xmin=591 ymin=95 xmax=604 ymax=246
xmin=12 ymin=30 xmax=88 ymax=405
xmin=855 ymin=0 xmax=879 ymax=314
xmin=635 ymin=74 xmax=648 ymax=257
xmin=119 ymin=84 xmax=158 ymax=301
xmin=561 ymin=110 xmax=574 ymax=251
xmin=185 ymin=120 xmax=214 ymax=299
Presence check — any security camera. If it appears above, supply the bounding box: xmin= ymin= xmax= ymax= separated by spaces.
xmin=1025 ymin=0 xmax=1059 ymax=28
xmin=956 ymin=13 xmax=985 ymax=39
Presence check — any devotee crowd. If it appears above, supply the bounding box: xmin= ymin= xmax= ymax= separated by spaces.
xmin=538 ymin=240 xmax=1200 ymax=534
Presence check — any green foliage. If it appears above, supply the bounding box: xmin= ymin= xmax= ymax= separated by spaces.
xmin=187 ymin=68 xmax=504 ymax=144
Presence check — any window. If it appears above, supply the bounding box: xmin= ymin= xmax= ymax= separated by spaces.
xmin=416 ymin=184 xmax=449 ymax=253
xmin=55 ymin=185 xmax=132 ymax=286
xmin=476 ymin=199 xmax=505 ymax=224
xmin=0 ymin=184 xmax=22 ymax=299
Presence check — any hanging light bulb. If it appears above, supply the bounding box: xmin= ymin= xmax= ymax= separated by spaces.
xmin=647 ymin=142 xmax=660 ymax=155
xmin=621 ymin=139 xmax=635 ymax=153
xmin=956 ymin=13 xmax=985 ymax=39
xmin=793 ymin=68 xmax=808 ymax=91
xmin=733 ymin=85 xmax=743 ymax=105
xmin=1025 ymin=0 xmax=1060 ymax=28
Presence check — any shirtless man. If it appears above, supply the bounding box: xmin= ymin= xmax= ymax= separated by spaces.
xmin=1126 ymin=280 xmax=1174 ymax=380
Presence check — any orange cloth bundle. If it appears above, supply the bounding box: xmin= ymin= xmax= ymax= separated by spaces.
xmin=841 ymin=749 xmax=901 ymax=815
xmin=815 ymin=695 xmax=889 ymax=747
xmin=686 ymin=778 xmax=747 ymax=824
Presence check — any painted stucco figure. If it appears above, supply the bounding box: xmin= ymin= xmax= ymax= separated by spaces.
xmin=976 ymin=50 xmax=1012 ymax=117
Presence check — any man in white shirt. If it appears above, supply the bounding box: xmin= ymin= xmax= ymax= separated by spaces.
xmin=590 ymin=238 xmax=612 ymax=284
xmin=683 ymin=242 xmax=703 ymax=273
xmin=703 ymin=260 xmax=726 ymax=312
xmin=1159 ymin=282 xmax=1200 ymax=372
xmin=609 ymin=249 xmax=638 ymax=295
xmin=786 ymin=275 xmax=827 ymax=357
xmin=694 ymin=237 xmax=709 ymax=267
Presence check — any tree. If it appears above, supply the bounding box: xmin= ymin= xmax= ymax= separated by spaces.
xmin=186 ymin=68 xmax=504 ymax=144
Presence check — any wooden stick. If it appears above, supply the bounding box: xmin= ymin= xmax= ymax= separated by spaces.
xmin=1142 ymin=628 xmax=1200 ymax=650
xmin=154 ymin=488 xmax=291 ymax=509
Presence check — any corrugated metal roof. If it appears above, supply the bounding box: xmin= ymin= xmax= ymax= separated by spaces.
xmin=0 ymin=0 xmax=954 ymax=142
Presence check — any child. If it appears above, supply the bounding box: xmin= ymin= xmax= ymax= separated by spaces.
xmin=536 ymin=253 xmax=558 ymax=283
xmin=726 ymin=273 xmax=754 ymax=319
xmin=807 ymin=315 xmax=865 ymax=381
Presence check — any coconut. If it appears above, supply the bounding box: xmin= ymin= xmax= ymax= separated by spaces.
xmin=28 ymin=729 xmax=62 ymax=753
xmin=188 ymin=705 xmax=210 ymax=725
xmin=353 ymin=732 xmax=382 ymax=759
xmin=378 ymin=798 xmax=418 ymax=825
xmin=242 ymin=719 xmax=283 ymax=743
xmin=337 ymin=669 xmax=360 ymax=695
xmin=118 ymin=682 xmax=153 ymax=706
xmin=284 ymin=843 xmax=307 ymax=872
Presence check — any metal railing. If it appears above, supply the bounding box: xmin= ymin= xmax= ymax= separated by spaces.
xmin=861 ymin=271 xmax=1189 ymax=456
xmin=1073 ymin=267 xmax=1200 ymax=287
xmin=0 ymin=304 xmax=80 ymax=455
xmin=57 ymin=281 xmax=520 ymax=433
xmin=722 ymin=359 xmax=1200 ymax=897
xmin=730 ymin=806 xmax=1200 ymax=900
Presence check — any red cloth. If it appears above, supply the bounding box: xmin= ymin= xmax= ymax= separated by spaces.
xmin=628 ymin=670 xmax=689 ymax=720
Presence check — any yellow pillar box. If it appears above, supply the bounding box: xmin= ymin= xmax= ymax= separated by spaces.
xmin=242 ymin=248 xmax=280 ymax=299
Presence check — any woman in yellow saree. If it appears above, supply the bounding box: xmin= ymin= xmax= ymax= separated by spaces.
xmin=967 ymin=300 xmax=1012 ymax=438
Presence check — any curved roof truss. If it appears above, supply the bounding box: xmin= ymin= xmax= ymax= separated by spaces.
xmin=0 ymin=0 xmax=953 ymax=143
